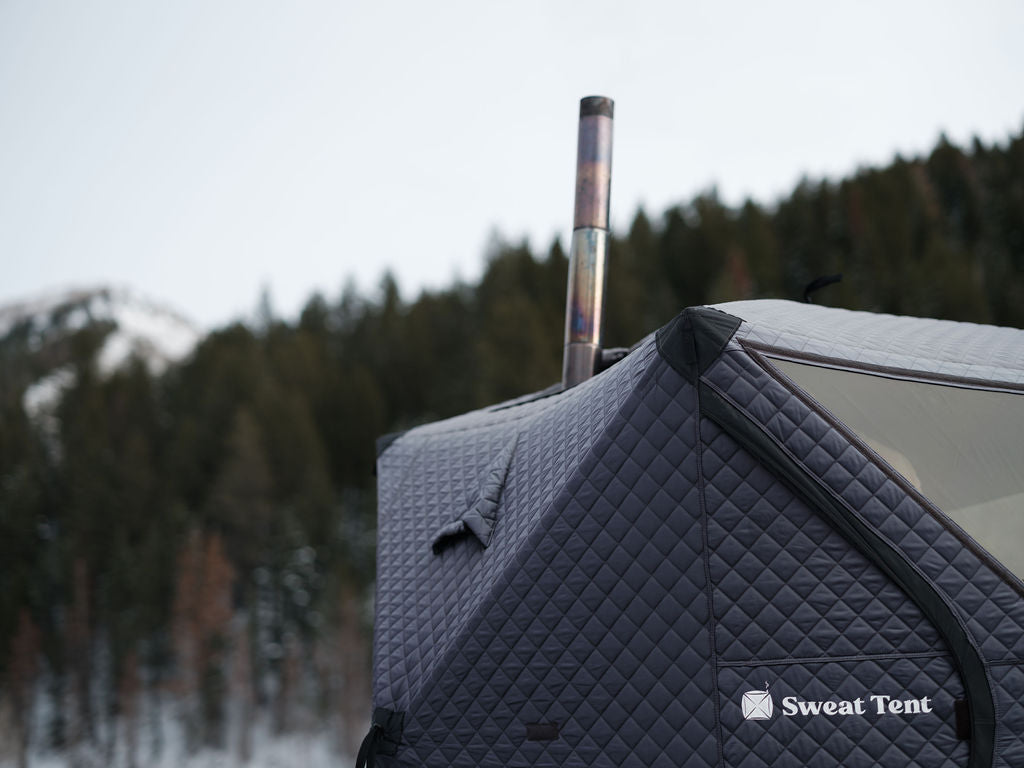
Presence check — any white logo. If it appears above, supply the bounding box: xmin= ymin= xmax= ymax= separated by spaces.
xmin=740 ymin=683 xmax=933 ymax=721
xmin=741 ymin=683 xmax=773 ymax=720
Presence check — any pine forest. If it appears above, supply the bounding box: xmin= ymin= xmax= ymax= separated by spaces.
xmin=1 ymin=129 xmax=1023 ymax=766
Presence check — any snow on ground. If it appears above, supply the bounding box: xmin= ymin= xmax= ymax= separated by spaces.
xmin=12 ymin=737 xmax=352 ymax=768
xmin=7 ymin=722 xmax=354 ymax=768
xmin=2 ymin=668 xmax=363 ymax=768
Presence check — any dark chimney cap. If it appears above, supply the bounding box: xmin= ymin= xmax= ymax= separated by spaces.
xmin=579 ymin=96 xmax=614 ymax=119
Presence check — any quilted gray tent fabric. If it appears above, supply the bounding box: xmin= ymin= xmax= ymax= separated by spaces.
xmin=716 ymin=299 xmax=1024 ymax=386
xmin=369 ymin=300 xmax=1024 ymax=767
xmin=375 ymin=337 xmax=659 ymax=715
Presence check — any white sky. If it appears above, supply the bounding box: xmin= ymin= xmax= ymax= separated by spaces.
xmin=2 ymin=1 xmax=1022 ymax=329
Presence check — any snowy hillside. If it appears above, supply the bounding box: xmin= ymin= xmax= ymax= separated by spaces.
xmin=0 ymin=285 xmax=201 ymax=374
xmin=1 ymin=286 xmax=202 ymax=429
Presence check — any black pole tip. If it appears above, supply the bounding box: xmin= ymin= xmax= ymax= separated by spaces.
xmin=580 ymin=96 xmax=614 ymax=119
xmin=803 ymin=274 xmax=843 ymax=303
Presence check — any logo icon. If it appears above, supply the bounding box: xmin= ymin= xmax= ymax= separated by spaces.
xmin=741 ymin=682 xmax=773 ymax=721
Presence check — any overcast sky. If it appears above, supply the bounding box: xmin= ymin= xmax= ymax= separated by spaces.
xmin=2 ymin=1 xmax=1022 ymax=328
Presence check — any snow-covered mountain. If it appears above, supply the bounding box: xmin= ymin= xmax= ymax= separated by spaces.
xmin=0 ymin=285 xmax=201 ymax=374
xmin=1 ymin=286 xmax=203 ymax=429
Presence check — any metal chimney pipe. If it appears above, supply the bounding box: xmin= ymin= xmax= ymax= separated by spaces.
xmin=562 ymin=96 xmax=614 ymax=389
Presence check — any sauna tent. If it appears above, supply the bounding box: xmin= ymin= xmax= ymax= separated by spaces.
xmin=362 ymin=299 xmax=1024 ymax=768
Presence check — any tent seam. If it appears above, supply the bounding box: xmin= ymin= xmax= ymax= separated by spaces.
xmin=717 ymin=650 xmax=951 ymax=667
xmin=693 ymin=351 xmax=726 ymax=768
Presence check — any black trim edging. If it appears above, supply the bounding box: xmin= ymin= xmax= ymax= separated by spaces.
xmin=375 ymin=430 xmax=408 ymax=459
xmin=656 ymin=307 xmax=743 ymax=384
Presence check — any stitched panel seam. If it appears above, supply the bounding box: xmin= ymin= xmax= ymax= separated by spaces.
xmin=718 ymin=651 xmax=951 ymax=668
xmin=695 ymin=378 xmax=725 ymax=768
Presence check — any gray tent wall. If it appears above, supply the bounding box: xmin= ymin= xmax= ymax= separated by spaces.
xmin=368 ymin=300 xmax=1024 ymax=768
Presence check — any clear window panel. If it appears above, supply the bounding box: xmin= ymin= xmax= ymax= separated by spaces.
xmin=772 ymin=358 xmax=1024 ymax=580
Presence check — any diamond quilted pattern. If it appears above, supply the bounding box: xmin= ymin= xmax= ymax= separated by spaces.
xmin=700 ymin=419 xmax=942 ymax=661
xmin=375 ymin=338 xmax=658 ymax=713
xmin=394 ymin=358 xmax=718 ymax=767
xmin=990 ymin=664 xmax=1024 ymax=768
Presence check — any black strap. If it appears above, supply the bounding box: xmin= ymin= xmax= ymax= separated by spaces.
xmin=955 ymin=699 xmax=972 ymax=741
xmin=355 ymin=724 xmax=382 ymax=768
xmin=355 ymin=708 xmax=404 ymax=768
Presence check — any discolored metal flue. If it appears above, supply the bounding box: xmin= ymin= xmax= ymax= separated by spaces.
xmin=562 ymin=96 xmax=614 ymax=389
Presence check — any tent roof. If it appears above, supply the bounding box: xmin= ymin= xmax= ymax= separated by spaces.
xmin=716 ymin=300 xmax=1024 ymax=386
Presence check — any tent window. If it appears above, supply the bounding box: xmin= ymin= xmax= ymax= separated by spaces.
xmin=772 ymin=358 xmax=1024 ymax=582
